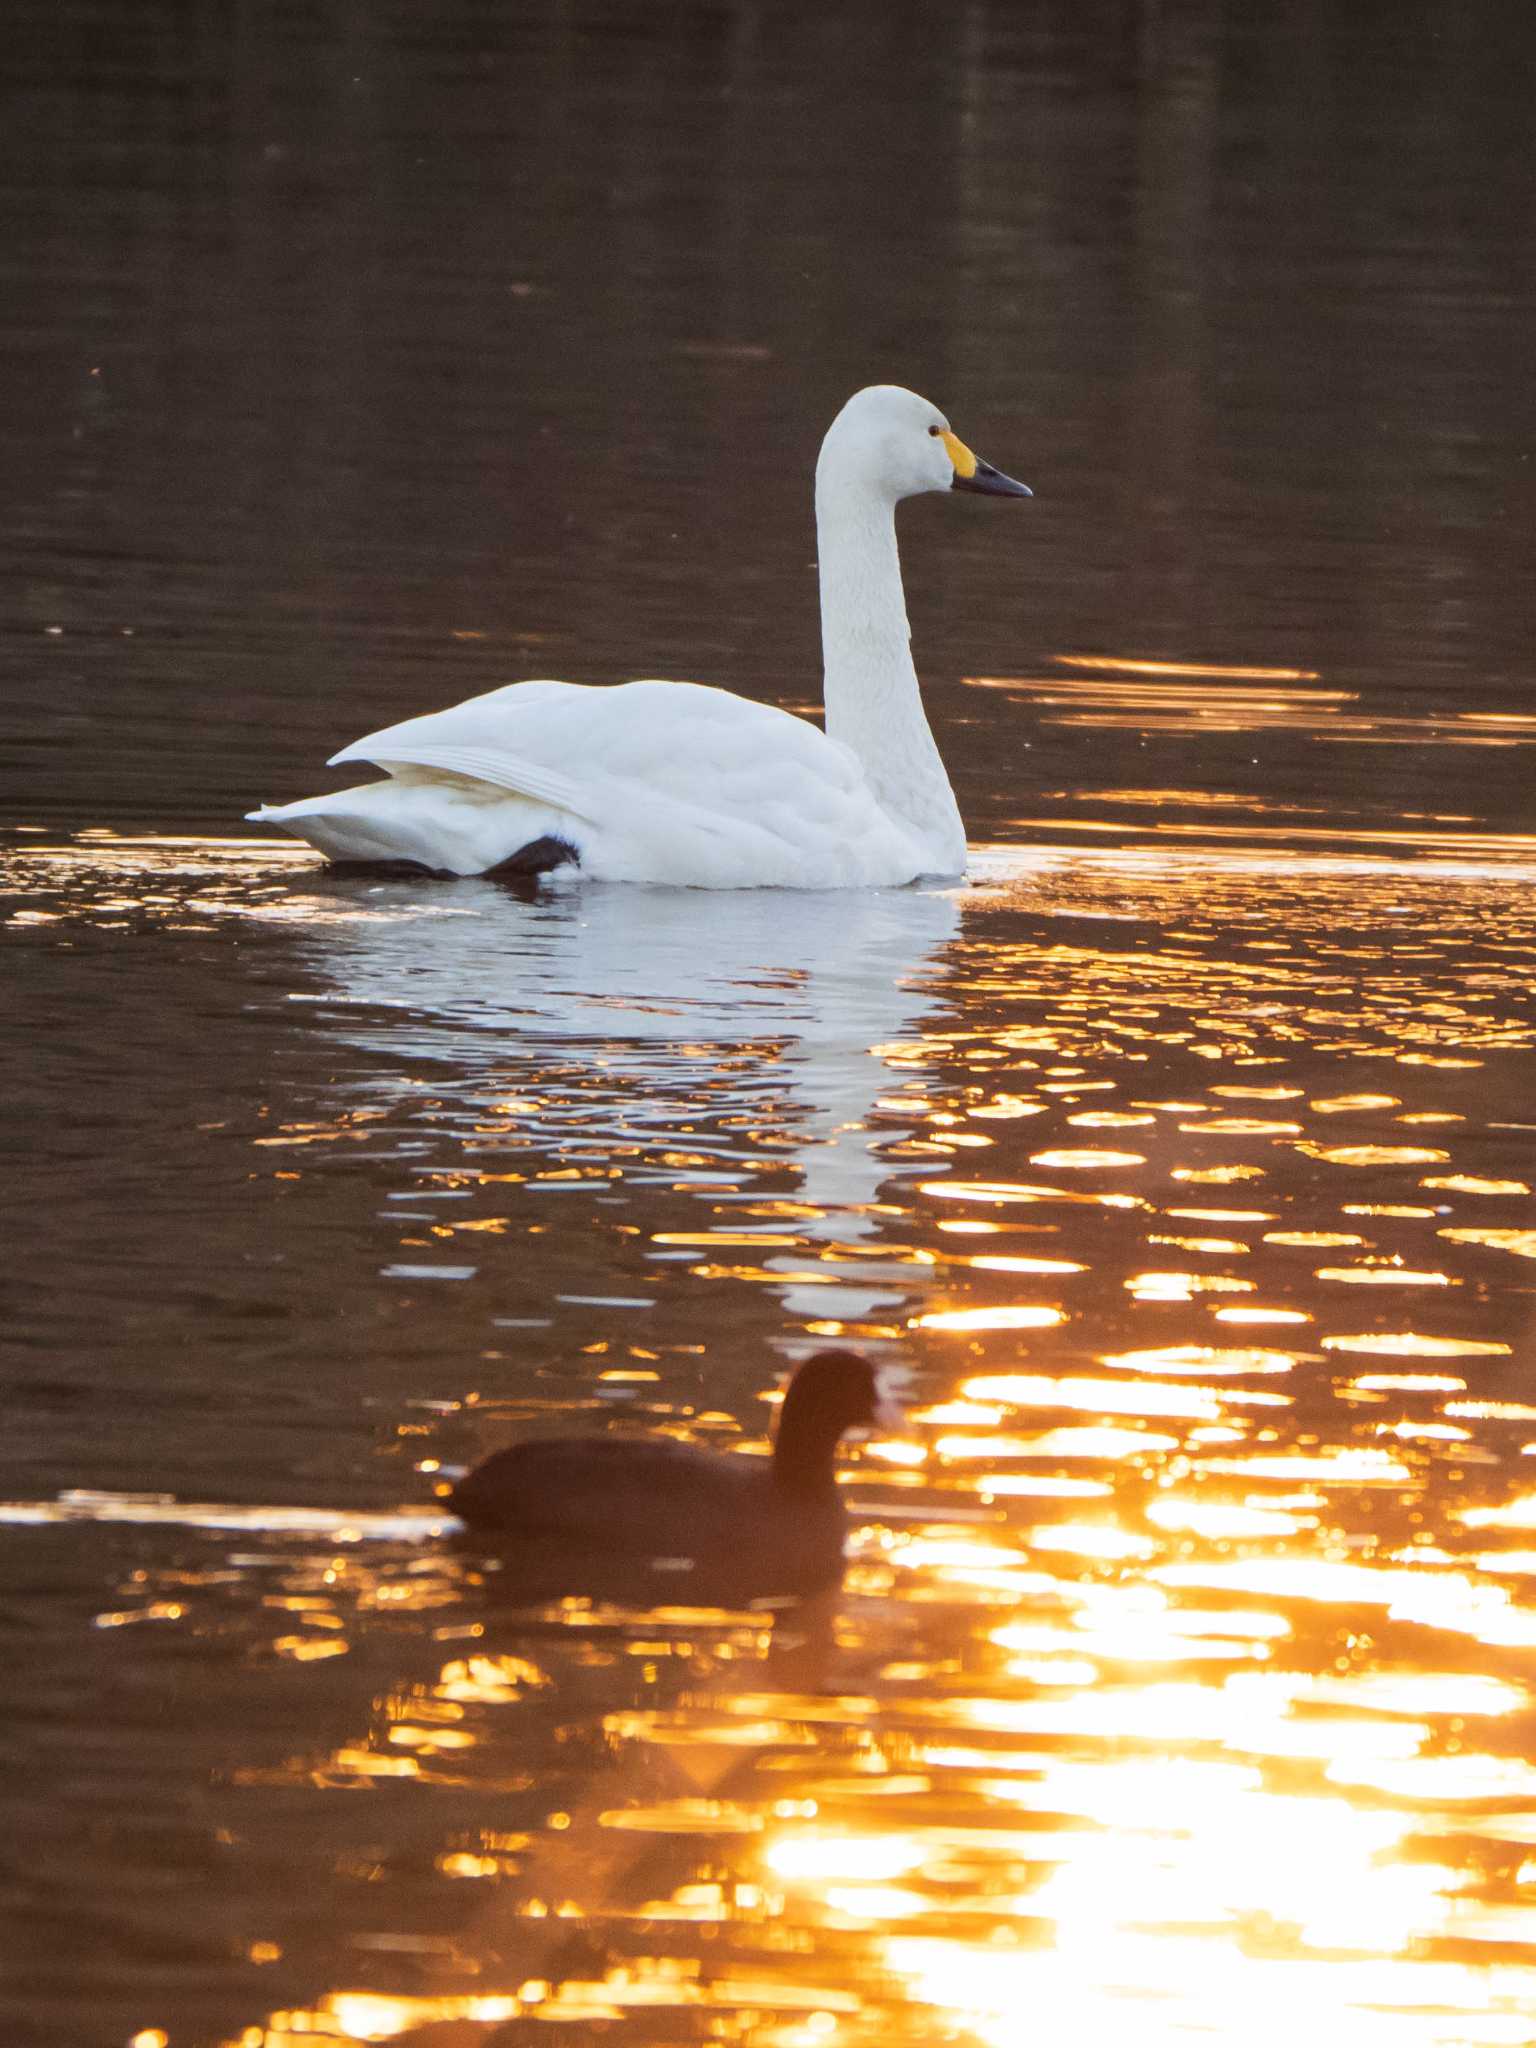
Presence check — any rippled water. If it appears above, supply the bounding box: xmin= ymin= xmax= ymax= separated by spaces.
xmin=8 ymin=829 xmax=1536 ymax=2047
xmin=6 ymin=3 xmax=1536 ymax=2045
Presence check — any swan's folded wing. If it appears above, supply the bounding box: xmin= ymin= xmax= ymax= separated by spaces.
xmin=330 ymin=680 xmax=592 ymax=816
xmin=326 ymin=677 xmax=858 ymax=838
xmin=331 ymin=736 xmax=588 ymax=815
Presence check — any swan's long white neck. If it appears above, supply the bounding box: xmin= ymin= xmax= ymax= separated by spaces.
xmin=815 ymin=466 xmax=965 ymax=874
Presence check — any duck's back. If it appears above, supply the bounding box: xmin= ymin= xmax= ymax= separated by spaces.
xmin=449 ymin=1435 xmax=750 ymax=1538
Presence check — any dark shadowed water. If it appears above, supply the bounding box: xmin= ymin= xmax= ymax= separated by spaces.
xmin=5 ymin=5 xmax=1536 ymax=2045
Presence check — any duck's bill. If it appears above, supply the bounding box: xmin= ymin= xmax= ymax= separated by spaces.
xmin=953 ymin=459 xmax=1033 ymax=498
xmin=871 ymin=1367 xmax=907 ymax=1434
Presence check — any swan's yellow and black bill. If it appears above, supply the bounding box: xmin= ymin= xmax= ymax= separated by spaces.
xmin=942 ymin=427 xmax=1032 ymax=498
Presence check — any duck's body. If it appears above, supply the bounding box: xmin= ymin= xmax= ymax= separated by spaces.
xmin=249 ymin=386 xmax=1029 ymax=887
xmin=449 ymin=1349 xmax=899 ymax=1594
xmin=450 ymin=1433 xmax=848 ymax=1585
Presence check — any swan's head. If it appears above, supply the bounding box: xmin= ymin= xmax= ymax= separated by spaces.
xmin=818 ymin=384 xmax=1032 ymax=504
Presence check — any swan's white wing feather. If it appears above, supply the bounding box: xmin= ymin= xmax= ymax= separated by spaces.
xmin=331 ymin=679 xmax=865 ymax=827
xmin=330 ymin=737 xmax=588 ymax=816
xmin=329 ymin=679 xmax=590 ymax=815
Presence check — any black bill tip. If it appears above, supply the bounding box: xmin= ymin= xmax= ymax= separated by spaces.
xmin=953 ymin=460 xmax=1032 ymax=498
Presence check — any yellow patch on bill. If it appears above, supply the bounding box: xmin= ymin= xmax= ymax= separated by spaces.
xmin=940 ymin=429 xmax=978 ymax=479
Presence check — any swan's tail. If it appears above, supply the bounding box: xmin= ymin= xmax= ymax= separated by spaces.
xmin=246 ymin=774 xmax=582 ymax=878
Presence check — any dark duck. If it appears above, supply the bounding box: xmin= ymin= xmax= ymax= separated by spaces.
xmin=449 ymin=1349 xmax=902 ymax=1596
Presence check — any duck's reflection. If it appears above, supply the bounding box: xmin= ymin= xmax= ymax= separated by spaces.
xmin=297 ymin=1583 xmax=850 ymax=2047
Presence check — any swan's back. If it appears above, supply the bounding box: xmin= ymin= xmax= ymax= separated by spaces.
xmin=311 ymin=677 xmax=919 ymax=887
xmin=335 ymin=678 xmax=853 ymax=803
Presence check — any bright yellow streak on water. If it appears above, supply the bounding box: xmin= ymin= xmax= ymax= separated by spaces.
xmin=914 ymin=1304 xmax=1066 ymax=1331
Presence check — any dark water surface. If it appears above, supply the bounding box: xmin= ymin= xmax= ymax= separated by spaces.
xmin=6 ymin=4 xmax=1536 ymax=2045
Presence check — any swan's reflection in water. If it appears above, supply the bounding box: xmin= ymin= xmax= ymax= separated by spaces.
xmin=285 ymin=873 xmax=963 ymax=1316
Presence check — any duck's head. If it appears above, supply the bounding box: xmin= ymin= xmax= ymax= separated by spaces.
xmin=782 ymin=1343 xmax=901 ymax=1458
xmin=818 ymin=384 xmax=1032 ymax=505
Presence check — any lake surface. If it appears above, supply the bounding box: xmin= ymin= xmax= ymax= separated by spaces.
xmin=5 ymin=4 xmax=1536 ymax=2045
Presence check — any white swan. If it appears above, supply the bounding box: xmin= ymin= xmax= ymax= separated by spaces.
xmin=247 ymin=384 xmax=1030 ymax=887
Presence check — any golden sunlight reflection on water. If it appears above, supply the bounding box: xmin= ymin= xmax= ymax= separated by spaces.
xmin=10 ymin=829 xmax=1536 ymax=2047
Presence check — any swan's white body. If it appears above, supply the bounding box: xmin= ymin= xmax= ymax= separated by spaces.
xmin=248 ymin=386 xmax=1028 ymax=888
